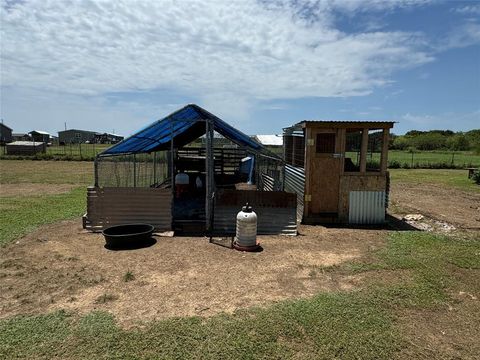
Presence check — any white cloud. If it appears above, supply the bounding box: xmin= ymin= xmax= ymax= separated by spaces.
xmin=400 ymin=111 xmax=480 ymax=132
xmin=436 ymin=21 xmax=480 ymax=51
xmin=327 ymin=0 xmax=432 ymax=14
xmin=452 ymin=4 xmax=480 ymax=15
xmin=1 ymin=0 xmax=434 ymax=106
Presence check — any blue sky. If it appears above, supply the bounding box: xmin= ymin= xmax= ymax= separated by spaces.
xmin=1 ymin=0 xmax=479 ymax=136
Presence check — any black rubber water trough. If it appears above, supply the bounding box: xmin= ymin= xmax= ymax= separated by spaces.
xmin=102 ymin=224 xmax=155 ymax=249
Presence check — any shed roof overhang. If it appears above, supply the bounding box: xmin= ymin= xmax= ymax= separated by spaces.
xmin=284 ymin=120 xmax=395 ymax=135
xmin=100 ymin=104 xmax=269 ymax=156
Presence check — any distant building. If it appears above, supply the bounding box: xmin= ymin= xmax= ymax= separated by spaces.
xmin=29 ymin=130 xmax=50 ymax=144
xmin=94 ymin=133 xmax=124 ymax=144
xmin=12 ymin=133 xmax=31 ymax=142
xmin=0 ymin=123 xmax=13 ymax=144
xmin=58 ymin=129 xmax=97 ymax=144
xmin=252 ymin=134 xmax=283 ymax=147
xmin=6 ymin=141 xmax=46 ymax=155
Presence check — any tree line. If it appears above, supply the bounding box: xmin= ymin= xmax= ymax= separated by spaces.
xmin=390 ymin=129 xmax=480 ymax=152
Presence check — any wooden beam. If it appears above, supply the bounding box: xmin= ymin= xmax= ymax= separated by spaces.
xmin=304 ymin=127 xmax=312 ymax=218
xmin=359 ymin=128 xmax=368 ymax=173
xmin=304 ymin=121 xmax=394 ymax=129
xmin=205 ymin=118 xmax=215 ymax=233
xmin=380 ymin=128 xmax=390 ymax=174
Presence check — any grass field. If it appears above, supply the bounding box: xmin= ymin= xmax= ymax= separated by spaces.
xmin=2 ymin=145 xmax=479 ymax=168
xmin=387 ymin=150 xmax=480 ymax=167
xmin=389 ymin=168 xmax=480 ymax=192
xmin=0 ymin=161 xmax=92 ymax=246
xmin=347 ymin=150 xmax=479 ymax=168
xmin=0 ymin=160 xmax=479 ymax=359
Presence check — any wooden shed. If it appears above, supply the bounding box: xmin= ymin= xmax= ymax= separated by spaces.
xmin=283 ymin=121 xmax=394 ymax=224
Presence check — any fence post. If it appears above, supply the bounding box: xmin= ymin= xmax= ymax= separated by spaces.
xmin=451 ymin=152 xmax=455 ymax=166
xmin=133 ymin=153 xmax=137 ymax=187
xmin=94 ymin=156 xmax=99 ymax=187
xmin=79 ymin=143 xmax=82 ymax=159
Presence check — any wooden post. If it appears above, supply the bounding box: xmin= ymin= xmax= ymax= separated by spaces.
xmin=380 ymin=128 xmax=389 ymax=174
xmin=153 ymin=151 xmax=157 ymax=186
xmin=94 ymin=156 xmax=99 ymax=187
xmin=205 ymin=118 xmax=215 ymax=232
xmin=170 ymin=121 xmax=175 ymax=198
xmin=133 ymin=153 xmax=137 ymax=187
xmin=359 ymin=128 xmax=369 ymax=173
xmin=303 ymin=126 xmax=311 ymax=218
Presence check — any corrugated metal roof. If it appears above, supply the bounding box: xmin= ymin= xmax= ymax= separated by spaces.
xmin=101 ymin=104 xmax=264 ymax=155
xmin=30 ymin=130 xmax=50 ymax=135
xmin=284 ymin=120 xmax=395 ymax=132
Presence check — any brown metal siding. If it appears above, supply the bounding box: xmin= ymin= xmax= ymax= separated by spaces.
xmin=85 ymin=187 xmax=172 ymax=231
xmin=213 ymin=189 xmax=297 ymax=235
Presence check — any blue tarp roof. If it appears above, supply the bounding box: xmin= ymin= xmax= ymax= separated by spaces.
xmin=100 ymin=104 xmax=264 ymax=155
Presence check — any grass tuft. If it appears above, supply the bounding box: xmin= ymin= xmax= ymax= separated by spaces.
xmin=123 ymin=270 xmax=135 ymax=282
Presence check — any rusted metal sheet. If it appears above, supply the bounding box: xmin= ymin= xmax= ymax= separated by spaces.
xmin=284 ymin=164 xmax=305 ymax=221
xmin=348 ymin=191 xmax=385 ymax=224
xmin=215 ymin=189 xmax=296 ymax=208
xmin=213 ymin=189 xmax=297 ymax=235
xmin=84 ymin=187 xmax=172 ymax=231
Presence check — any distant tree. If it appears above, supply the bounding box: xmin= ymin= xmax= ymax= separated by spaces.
xmin=447 ymin=134 xmax=470 ymax=151
xmin=391 ymin=136 xmax=409 ymax=150
xmin=465 ymin=129 xmax=480 ymax=151
xmin=410 ymin=133 xmax=447 ymax=150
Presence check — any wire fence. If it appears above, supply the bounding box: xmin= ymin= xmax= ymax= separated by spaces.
xmin=0 ymin=143 xmax=111 ymax=159
xmin=96 ymin=151 xmax=169 ymax=187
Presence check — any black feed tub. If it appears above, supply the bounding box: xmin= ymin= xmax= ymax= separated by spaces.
xmin=102 ymin=224 xmax=155 ymax=249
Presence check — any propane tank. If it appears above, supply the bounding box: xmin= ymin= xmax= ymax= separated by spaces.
xmin=235 ymin=202 xmax=257 ymax=248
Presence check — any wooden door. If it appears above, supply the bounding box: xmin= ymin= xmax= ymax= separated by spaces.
xmin=308 ymin=129 xmax=342 ymax=215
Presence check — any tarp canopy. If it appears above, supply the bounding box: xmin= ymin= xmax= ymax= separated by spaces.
xmin=100 ymin=104 xmax=264 ymax=155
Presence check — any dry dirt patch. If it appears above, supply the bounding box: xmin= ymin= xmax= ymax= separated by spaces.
xmin=0 ymin=220 xmax=389 ymax=327
xmin=0 ymin=183 xmax=77 ymax=197
xmin=390 ymin=182 xmax=480 ymax=230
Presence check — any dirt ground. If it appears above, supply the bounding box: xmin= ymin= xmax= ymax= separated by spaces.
xmin=390 ymin=182 xmax=480 ymax=231
xmin=0 ymin=220 xmax=390 ymax=327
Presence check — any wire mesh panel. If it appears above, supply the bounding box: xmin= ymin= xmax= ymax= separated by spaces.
xmin=96 ymin=151 xmax=169 ymax=188
xmin=257 ymin=154 xmax=284 ymax=191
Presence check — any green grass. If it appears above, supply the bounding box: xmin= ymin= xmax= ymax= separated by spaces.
xmin=46 ymin=144 xmax=111 ymax=157
xmin=0 ymin=294 xmax=399 ymax=359
xmin=0 ymin=161 xmax=92 ymax=246
xmin=0 ymin=188 xmax=86 ymax=247
xmin=389 ymin=168 xmax=480 ymax=192
xmin=1 ymin=231 xmax=478 ymax=359
xmin=0 ymin=160 xmax=92 ymax=185
xmin=388 ymin=150 xmax=480 ymax=167
xmin=345 ymin=150 xmax=480 ymax=168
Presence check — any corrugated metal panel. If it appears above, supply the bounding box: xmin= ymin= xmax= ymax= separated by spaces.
xmin=349 ymin=191 xmax=385 ymax=224
xmin=214 ymin=206 xmax=297 ymax=235
xmin=213 ymin=189 xmax=297 ymax=235
xmin=85 ymin=187 xmax=172 ymax=231
xmin=284 ymin=165 xmax=305 ymax=221
xmin=261 ymin=173 xmax=274 ymax=191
